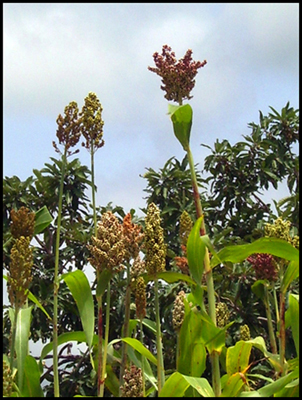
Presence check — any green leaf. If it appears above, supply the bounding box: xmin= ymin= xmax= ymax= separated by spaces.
xmin=12 ymin=306 xmax=33 ymax=390
xmin=226 ymin=341 xmax=252 ymax=376
xmin=61 ymin=270 xmax=94 ymax=348
xmin=105 ymin=364 xmax=120 ymax=397
xmin=178 ymin=310 xmax=206 ymax=376
xmin=168 ymin=104 xmax=193 ymax=150
xmin=109 ymin=337 xmax=157 ymax=365
xmin=187 ymin=216 xmax=205 ymax=285
xmin=21 ymin=355 xmax=44 ymax=397
xmin=96 ymin=269 xmax=113 ymax=297
xmin=251 ymin=280 xmax=267 ymax=301
xmin=211 ymin=237 xmax=299 ymax=268
xmin=40 ymin=331 xmax=98 ymax=361
xmin=285 ymin=293 xmax=299 ymax=357
xmin=281 ymin=260 xmax=299 ymax=293
xmin=159 ymin=372 xmax=215 ymax=397
xmin=221 ymin=373 xmax=245 ymax=397
xmin=34 ymin=206 xmax=53 ymax=235
xmin=3 ymin=275 xmax=51 ymax=320
xmin=142 ymin=271 xmax=196 ymax=286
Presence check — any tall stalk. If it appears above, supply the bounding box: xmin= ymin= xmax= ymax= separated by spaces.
xmin=186 ymin=145 xmax=221 ymax=395
xmin=119 ymin=264 xmax=131 ymax=395
xmin=53 ymin=149 xmax=67 ymax=397
xmin=154 ymin=278 xmax=165 ymax=393
xmin=139 ymin=319 xmax=146 ymax=397
xmin=263 ymin=287 xmax=277 ymax=354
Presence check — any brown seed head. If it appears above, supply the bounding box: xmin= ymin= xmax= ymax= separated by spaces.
xmin=80 ymin=92 xmax=104 ymax=153
xmin=172 ymin=290 xmax=186 ymax=332
xmin=88 ymin=211 xmax=125 ymax=273
xmin=54 ymin=101 xmax=81 ymax=156
xmin=123 ymin=213 xmax=144 ymax=262
xmin=120 ymin=365 xmax=143 ymax=397
xmin=10 ymin=207 xmax=35 ymax=240
xmin=148 ymin=44 xmax=207 ymax=104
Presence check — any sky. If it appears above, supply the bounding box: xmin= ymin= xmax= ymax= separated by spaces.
xmin=2 ymin=2 xmax=299 ymax=364
xmin=3 ymin=3 xmax=299 ymax=219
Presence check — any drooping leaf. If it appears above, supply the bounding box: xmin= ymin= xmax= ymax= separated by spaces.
xmin=285 ymin=293 xmax=299 ymax=357
xmin=211 ymin=237 xmax=299 ymax=268
xmin=168 ymin=104 xmax=193 ymax=150
xmin=61 ymin=270 xmax=94 ymax=348
xmin=159 ymin=372 xmax=215 ymax=397
xmin=226 ymin=341 xmax=252 ymax=376
xmin=109 ymin=337 xmax=157 ymax=365
xmin=281 ymin=260 xmax=299 ymax=294
xmin=34 ymin=206 xmax=53 ymax=235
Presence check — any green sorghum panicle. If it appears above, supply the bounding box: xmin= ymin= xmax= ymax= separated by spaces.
xmin=10 ymin=207 xmax=35 ymax=240
xmin=240 ymin=324 xmax=251 ymax=341
xmin=144 ymin=203 xmax=166 ymax=275
xmin=120 ymin=365 xmax=143 ymax=397
xmin=3 ymin=359 xmax=14 ymax=397
xmin=80 ymin=92 xmax=104 ymax=152
xmin=135 ymin=276 xmax=147 ymax=321
xmin=216 ymin=302 xmax=230 ymax=328
xmin=8 ymin=236 xmax=33 ymax=307
xmin=172 ymin=290 xmax=186 ymax=332
xmin=179 ymin=210 xmax=193 ymax=247
xmin=264 ymin=217 xmax=299 ymax=249
xmin=88 ymin=211 xmax=125 ymax=273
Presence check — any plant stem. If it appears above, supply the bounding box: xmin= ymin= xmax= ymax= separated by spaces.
xmin=9 ymin=305 xmax=19 ymax=370
xmin=263 ymin=287 xmax=278 ymax=354
xmin=90 ymin=143 xmax=97 ymax=238
xmin=99 ymin=281 xmax=111 ymax=396
xmin=53 ymin=150 xmax=67 ymax=397
xmin=139 ymin=319 xmax=146 ymax=397
xmin=97 ymin=295 xmax=103 ymax=397
xmin=154 ymin=278 xmax=165 ymax=394
xmin=119 ymin=264 xmax=131 ymax=395
xmin=186 ymin=145 xmax=221 ymax=396
xmin=279 ymin=291 xmax=286 ymax=376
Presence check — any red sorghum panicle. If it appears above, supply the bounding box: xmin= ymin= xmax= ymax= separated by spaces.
xmin=10 ymin=207 xmax=35 ymax=240
xmin=144 ymin=203 xmax=166 ymax=275
xmin=120 ymin=365 xmax=143 ymax=397
xmin=247 ymin=253 xmax=278 ymax=282
xmin=148 ymin=44 xmax=207 ymax=104
xmin=123 ymin=213 xmax=144 ymax=263
xmin=53 ymin=101 xmax=81 ymax=156
xmin=88 ymin=211 xmax=125 ymax=273
xmin=80 ymin=92 xmax=105 ymax=153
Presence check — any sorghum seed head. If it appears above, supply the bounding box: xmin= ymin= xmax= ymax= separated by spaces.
xmin=80 ymin=92 xmax=104 ymax=153
xmin=123 ymin=213 xmax=144 ymax=262
xmin=120 ymin=365 xmax=143 ymax=397
xmin=3 ymin=359 xmax=14 ymax=397
xmin=88 ymin=211 xmax=125 ymax=273
xmin=240 ymin=324 xmax=251 ymax=341
xmin=247 ymin=253 xmax=278 ymax=282
xmin=172 ymin=290 xmax=186 ymax=332
xmin=10 ymin=207 xmax=35 ymax=240
xmin=216 ymin=302 xmax=230 ymax=328
xmin=144 ymin=203 xmax=166 ymax=275
xmin=135 ymin=276 xmax=146 ymax=320
xmin=8 ymin=236 xmax=33 ymax=307
xmin=54 ymin=101 xmax=81 ymax=156
xmin=148 ymin=44 xmax=207 ymax=104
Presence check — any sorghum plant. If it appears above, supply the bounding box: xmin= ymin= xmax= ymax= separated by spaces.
xmin=149 ymin=45 xmax=221 ymax=395
xmin=52 ymin=100 xmax=81 ymax=397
